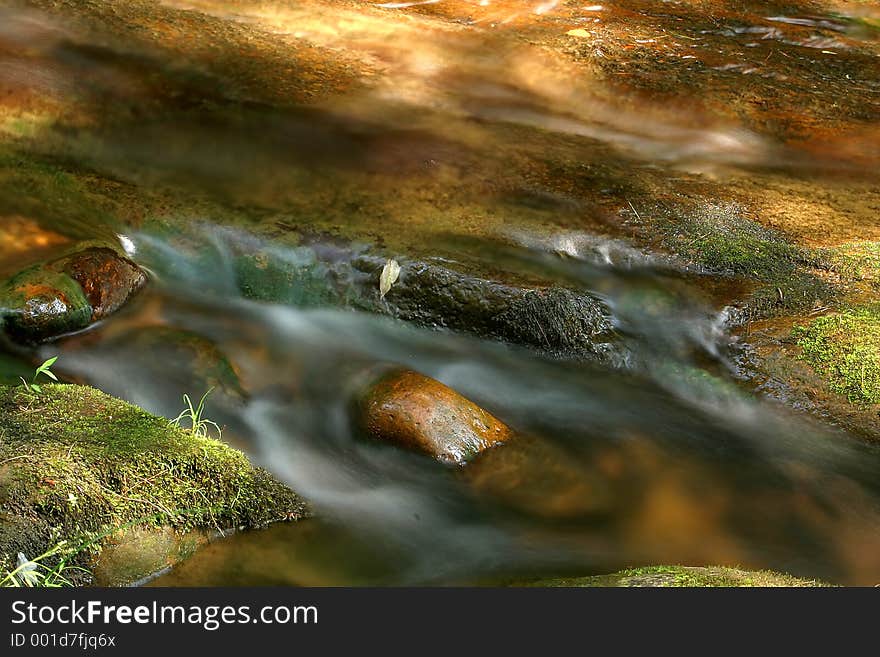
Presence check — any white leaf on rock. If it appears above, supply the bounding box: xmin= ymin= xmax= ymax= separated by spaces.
xmin=379 ymin=259 xmax=401 ymax=299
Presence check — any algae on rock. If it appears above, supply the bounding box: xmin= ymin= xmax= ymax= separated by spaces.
xmin=793 ymin=304 xmax=880 ymax=406
xmin=523 ymin=565 xmax=827 ymax=588
xmin=0 ymin=384 xmax=307 ymax=584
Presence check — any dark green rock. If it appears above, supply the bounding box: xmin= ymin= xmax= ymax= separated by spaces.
xmin=0 ymin=267 xmax=92 ymax=342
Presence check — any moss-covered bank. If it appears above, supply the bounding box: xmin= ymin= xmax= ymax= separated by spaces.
xmin=727 ymin=238 xmax=880 ymax=440
xmin=653 ymin=202 xmax=836 ymax=322
xmin=793 ymin=304 xmax=880 ymax=406
xmin=0 ymin=384 xmax=307 ymax=585
xmin=524 ymin=565 xmax=827 ymax=588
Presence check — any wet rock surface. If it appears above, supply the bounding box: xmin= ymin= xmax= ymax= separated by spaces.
xmin=354 ymin=367 xmax=512 ymax=464
xmin=0 ymin=0 xmax=878 ymax=586
xmin=0 ymin=267 xmax=91 ymax=343
xmin=222 ymin=239 xmax=624 ymax=364
xmin=0 ymin=246 xmax=146 ymax=343
xmin=62 ymin=325 xmax=246 ymax=407
xmin=61 ymin=247 xmax=146 ymax=321
xmin=353 ymin=256 xmax=621 ymax=363
xmin=91 ymin=526 xmax=211 ymax=587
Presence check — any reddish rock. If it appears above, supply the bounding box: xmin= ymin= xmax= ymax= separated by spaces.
xmin=0 ymin=246 xmax=146 ymax=343
xmin=355 ymin=368 xmax=512 ymax=465
xmin=60 ymin=247 xmax=147 ymax=321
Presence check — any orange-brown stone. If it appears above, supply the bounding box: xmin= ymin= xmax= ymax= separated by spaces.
xmin=59 ymin=247 xmax=147 ymax=321
xmin=1 ymin=246 xmax=147 ymax=343
xmin=355 ymin=368 xmax=512 ymax=465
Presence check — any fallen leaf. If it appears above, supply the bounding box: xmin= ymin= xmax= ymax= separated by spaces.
xmin=566 ymin=28 xmax=591 ymax=38
xmin=379 ymin=259 xmax=401 ymax=299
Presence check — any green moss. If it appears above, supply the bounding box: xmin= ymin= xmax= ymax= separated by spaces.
xmin=525 ymin=565 xmax=827 ymax=587
xmin=658 ymin=204 xmax=836 ymax=320
xmin=660 ymin=204 xmax=804 ymax=281
xmin=0 ymin=148 xmax=119 ymax=242
xmin=741 ymin=271 xmax=837 ymax=321
xmin=793 ymin=304 xmax=880 ymax=405
xmin=819 ymin=241 xmax=880 ymax=285
xmin=0 ymin=384 xmax=306 ymax=579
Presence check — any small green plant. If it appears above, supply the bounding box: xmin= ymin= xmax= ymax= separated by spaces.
xmin=0 ymin=542 xmax=87 ymax=588
xmin=18 ymin=356 xmax=58 ymax=394
xmin=171 ymin=388 xmax=222 ymax=439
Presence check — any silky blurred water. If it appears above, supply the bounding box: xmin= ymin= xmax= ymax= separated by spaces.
xmin=24 ymin=224 xmax=879 ymax=586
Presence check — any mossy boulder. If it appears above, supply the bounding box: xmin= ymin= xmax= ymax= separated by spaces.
xmin=523 ymin=565 xmax=827 ymax=587
xmin=662 ymin=205 xmax=802 ymax=280
xmin=0 ymin=384 xmax=307 ymax=585
xmin=793 ymin=304 xmax=880 ymax=406
xmin=0 ymin=268 xmax=91 ymax=343
xmin=0 ymin=246 xmax=146 ymax=343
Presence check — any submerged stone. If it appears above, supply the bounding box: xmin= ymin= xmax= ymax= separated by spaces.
xmin=354 ymin=367 xmax=512 ymax=465
xmin=84 ymin=326 xmax=247 ymax=408
xmin=0 ymin=246 xmax=146 ymax=343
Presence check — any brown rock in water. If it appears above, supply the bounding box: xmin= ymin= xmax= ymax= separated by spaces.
xmin=60 ymin=247 xmax=147 ymax=321
xmin=0 ymin=246 xmax=147 ymax=343
xmin=355 ymin=368 xmax=512 ymax=464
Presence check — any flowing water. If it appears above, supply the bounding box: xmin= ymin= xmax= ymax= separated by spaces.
xmin=1 ymin=0 xmax=880 ymax=585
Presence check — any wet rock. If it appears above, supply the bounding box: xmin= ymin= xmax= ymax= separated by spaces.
xmin=61 ymin=247 xmax=146 ymax=321
xmin=462 ymin=435 xmax=613 ymax=519
xmin=497 ymin=288 xmax=618 ymax=361
xmin=91 ymin=326 xmax=244 ymax=399
xmin=227 ymin=239 xmax=622 ymax=363
xmin=0 ymin=246 xmax=146 ymax=343
xmin=56 ymin=326 xmax=248 ymax=430
xmin=354 ymin=367 xmax=512 ymax=465
xmin=91 ymin=526 xmax=212 ymax=587
xmin=0 ymin=268 xmax=91 ymax=343
xmin=353 ymin=256 xmax=621 ymax=363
